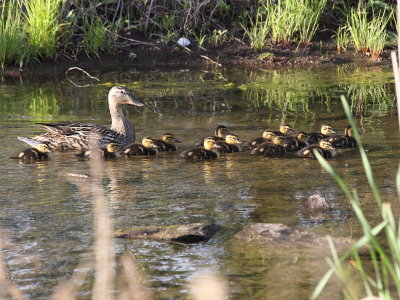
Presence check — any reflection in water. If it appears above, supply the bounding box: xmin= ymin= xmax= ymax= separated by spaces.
xmin=0 ymin=65 xmax=398 ymax=299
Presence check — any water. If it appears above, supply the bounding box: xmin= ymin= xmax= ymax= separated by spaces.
xmin=0 ymin=64 xmax=399 ymax=299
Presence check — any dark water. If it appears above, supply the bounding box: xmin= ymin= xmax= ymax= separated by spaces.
xmin=0 ymin=64 xmax=399 ymax=299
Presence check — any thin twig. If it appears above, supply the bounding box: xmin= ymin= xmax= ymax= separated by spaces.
xmin=116 ymin=34 xmax=161 ymax=50
xmin=65 ymin=67 xmax=100 ymax=88
xmin=200 ymin=55 xmax=222 ymax=67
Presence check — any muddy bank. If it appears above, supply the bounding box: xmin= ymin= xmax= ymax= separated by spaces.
xmin=1 ymin=39 xmax=390 ymax=80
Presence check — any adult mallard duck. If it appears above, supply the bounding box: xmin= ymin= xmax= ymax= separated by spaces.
xmin=246 ymin=129 xmax=276 ymax=150
xmin=180 ymin=137 xmax=223 ymax=160
xmin=194 ymin=125 xmax=230 ymax=146
xmin=325 ymin=125 xmax=357 ymax=148
xmin=18 ymin=86 xmax=146 ymax=151
xmin=296 ymin=140 xmax=335 ymax=159
xmin=250 ymin=136 xmax=288 ymax=157
xmin=10 ymin=137 xmax=52 ymax=160
xmin=285 ymin=131 xmax=309 ymax=152
xmin=124 ymin=137 xmax=158 ymax=156
xmin=216 ymin=133 xmax=242 ymax=153
xmin=307 ymin=124 xmax=336 ymax=144
xmin=153 ymin=133 xmax=181 ymax=151
xmin=75 ymin=142 xmax=121 ymax=159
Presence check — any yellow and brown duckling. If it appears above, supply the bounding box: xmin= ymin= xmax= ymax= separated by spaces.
xmin=271 ymin=124 xmax=296 ymax=137
xmin=124 ymin=137 xmax=158 ymax=156
xmin=307 ymin=124 xmax=336 ymax=144
xmin=11 ymin=137 xmax=52 ymax=160
xmin=296 ymin=140 xmax=335 ymax=159
xmin=246 ymin=129 xmax=276 ymax=150
xmin=194 ymin=125 xmax=230 ymax=146
xmin=75 ymin=142 xmax=121 ymax=159
xmin=285 ymin=131 xmax=309 ymax=152
xmin=216 ymin=133 xmax=242 ymax=153
xmin=250 ymin=135 xmax=288 ymax=157
xmin=325 ymin=125 xmax=357 ymax=148
xmin=180 ymin=137 xmax=223 ymax=160
xmin=153 ymin=133 xmax=181 ymax=151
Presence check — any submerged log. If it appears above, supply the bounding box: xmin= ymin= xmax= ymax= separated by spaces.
xmin=114 ymin=223 xmax=221 ymax=243
xmin=234 ymin=223 xmax=351 ymax=251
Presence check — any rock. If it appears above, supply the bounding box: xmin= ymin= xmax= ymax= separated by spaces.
xmin=177 ymin=37 xmax=191 ymax=47
xmin=114 ymin=223 xmax=220 ymax=243
xmin=234 ymin=223 xmax=351 ymax=251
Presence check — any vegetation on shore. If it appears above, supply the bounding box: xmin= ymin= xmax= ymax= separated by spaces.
xmin=0 ymin=0 xmax=397 ymax=69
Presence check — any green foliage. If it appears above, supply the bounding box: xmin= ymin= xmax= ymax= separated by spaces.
xmin=346 ymin=4 xmax=391 ymax=58
xmin=241 ymin=7 xmax=269 ymax=52
xmin=210 ymin=29 xmax=228 ymax=46
xmin=0 ymin=2 xmax=24 ymax=69
xmin=24 ymin=0 xmax=61 ymax=60
xmin=336 ymin=26 xmax=350 ymax=52
xmin=311 ymin=96 xmax=400 ymax=300
xmin=83 ymin=17 xmax=110 ymax=58
xmin=297 ymin=0 xmax=327 ymax=43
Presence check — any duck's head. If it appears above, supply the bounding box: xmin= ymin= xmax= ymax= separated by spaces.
xmin=215 ymin=125 xmax=229 ymax=138
xmin=142 ymin=137 xmax=158 ymax=148
xmin=344 ymin=125 xmax=355 ymax=137
xmin=106 ymin=142 xmax=120 ymax=153
xmin=37 ymin=143 xmax=52 ymax=153
xmin=273 ymin=136 xmax=287 ymax=146
xmin=296 ymin=131 xmax=309 ymax=143
xmin=225 ymin=133 xmax=242 ymax=145
xmin=320 ymin=124 xmax=336 ymax=135
xmin=319 ymin=140 xmax=334 ymax=150
xmin=204 ymin=137 xmax=223 ymax=150
xmin=109 ymin=86 xmax=146 ymax=107
xmin=262 ymin=130 xmax=276 ymax=140
xmin=280 ymin=124 xmax=296 ymax=135
xmin=161 ymin=133 xmax=181 ymax=143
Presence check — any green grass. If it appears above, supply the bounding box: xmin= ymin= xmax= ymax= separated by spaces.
xmin=0 ymin=2 xmax=24 ymax=69
xmin=297 ymin=0 xmax=328 ymax=43
xmin=24 ymin=0 xmax=61 ymax=60
xmin=241 ymin=7 xmax=269 ymax=52
xmin=83 ymin=17 xmax=110 ymax=58
xmin=347 ymin=4 xmax=391 ymax=58
xmin=311 ymin=95 xmax=400 ymax=300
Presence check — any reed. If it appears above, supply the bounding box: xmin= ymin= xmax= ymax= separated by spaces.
xmin=347 ymin=4 xmax=391 ymax=58
xmin=241 ymin=7 xmax=269 ymax=52
xmin=83 ymin=16 xmax=110 ymax=58
xmin=297 ymin=0 xmax=327 ymax=43
xmin=0 ymin=2 xmax=26 ymax=69
xmin=24 ymin=0 xmax=61 ymax=60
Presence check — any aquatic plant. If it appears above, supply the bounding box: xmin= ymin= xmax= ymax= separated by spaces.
xmin=346 ymin=4 xmax=391 ymax=58
xmin=241 ymin=7 xmax=269 ymax=52
xmin=0 ymin=2 xmax=24 ymax=69
xmin=297 ymin=0 xmax=327 ymax=43
xmin=335 ymin=26 xmax=350 ymax=53
xmin=24 ymin=0 xmax=61 ymax=60
xmin=82 ymin=16 xmax=110 ymax=58
xmin=311 ymin=96 xmax=400 ymax=299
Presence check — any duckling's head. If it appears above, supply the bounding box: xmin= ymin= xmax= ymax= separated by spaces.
xmin=161 ymin=133 xmax=181 ymax=144
xmin=225 ymin=133 xmax=242 ymax=145
xmin=319 ymin=140 xmax=334 ymax=150
xmin=37 ymin=143 xmax=52 ymax=153
xmin=106 ymin=142 xmax=120 ymax=153
xmin=203 ymin=137 xmax=222 ymax=150
xmin=262 ymin=130 xmax=276 ymax=140
xmin=296 ymin=131 xmax=309 ymax=143
xmin=280 ymin=124 xmax=296 ymax=135
xmin=215 ymin=125 xmax=229 ymax=138
xmin=320 ymin=124 xmax=336 ymax=135
xmin=344 ymin=125 xmax=355 ymax=137
xmin=142 ymin=137 xmax=158 ymax=148
xmin=273 ymin=136 xmax=287 ymax=146
xmin=109 ymin=86 xmax=146 ymax=107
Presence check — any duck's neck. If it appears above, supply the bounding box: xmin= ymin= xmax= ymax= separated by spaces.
xmin=109 ymin=104 xmax=134 ymax=142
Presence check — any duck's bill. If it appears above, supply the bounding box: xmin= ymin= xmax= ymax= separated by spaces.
xmin=174 ymin=138 xmax=182 ymax=143
xmin=129 ymin=97 xmax=147 ymax=107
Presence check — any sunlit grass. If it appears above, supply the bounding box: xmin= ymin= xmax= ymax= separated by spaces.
xmin=24 ymin=0 xmax=61 ymax=60
xmin=83 ymin=16 xmax=110 ymax=58
xmin=241 ymin=7 xmax=269 ymax=52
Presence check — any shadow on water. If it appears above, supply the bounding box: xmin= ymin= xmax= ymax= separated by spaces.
xmin=0 ymin=64 xmax=398 ymax=299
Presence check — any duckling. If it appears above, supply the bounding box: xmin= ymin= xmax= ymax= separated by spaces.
xmin=325 ymin=125 xmax=357 ymax=148
xmin=272 ymin=124 xmax=296 ymax=136
xmin=10 ymin=136 xmax=53 ymax=160
xmin=250 ymin=136 xmax=288 ymax=157
xmin=285 ymin=131 xmax=309 ymax=152
xmin=307 ymin=124 xmax=336 ymax=144
xmin=194 ymin=125 xmax=230 ymax=146
xmin=153 ymin=133 xmax=181 ymax=151
xmin=296 ymin=140 xmax=335 ymax=159
xmin=216 ymin=133 xmax=242 ymax=153
xmin=75 ymin=142 xmax=121 ymax=159
xmin=180 ymin=137 xmax=223 ymax=160
xmin=124 ymin=137 xmax=158 ymax=156
xmin=246 ymin=129 xmax=276 ymax=150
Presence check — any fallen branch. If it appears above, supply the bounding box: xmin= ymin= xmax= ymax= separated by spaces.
xmin=200 ymin=55 xmax=222 ymax=67
xmin=65 ymin=67 xmax=100 ymax=88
